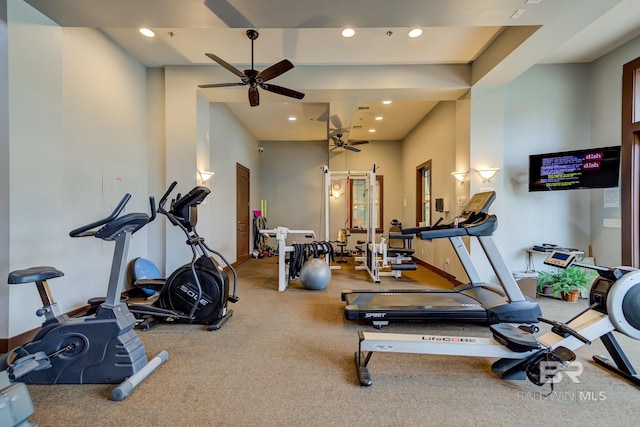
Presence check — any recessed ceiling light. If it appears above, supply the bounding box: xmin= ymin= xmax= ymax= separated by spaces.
xmin=408 ymin=28 xmax=423 ymax=38
xmin=288 ymin=116 xmax=296 ymax=121
xmin=382 ymin=100 xmax=392 ymax=105
xmin=342 ymin=27 xmax=355 ymax=38
xmin=368 ymin=129 xmax=376 ymax=133
xmin=139 ymin=28 xmax=155 ymax=38
xmin=375 ymin=116 xmax=383 ymax=121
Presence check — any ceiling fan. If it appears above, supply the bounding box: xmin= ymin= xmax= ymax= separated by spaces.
xmin=330 ymin=133 xmax=369 ymax=152
xmin=198 ymin=29 xmax=305 ymax=107
xmin=328 ymin=115 xmax=350 ymax=138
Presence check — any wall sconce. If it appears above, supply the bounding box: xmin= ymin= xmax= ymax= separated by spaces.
xmin=331 ymin=183 xmax=343 ymax=199
xmin=199 ymin=170 xmax=215 ymax=185
xmin=475 ymin=167 xmax=500 ymax=182
xmin=451 ymin=171 xmax=468 ymax=185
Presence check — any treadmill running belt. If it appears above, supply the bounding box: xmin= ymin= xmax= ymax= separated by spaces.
xmin=347 ymin=292 xmax=483 ymax=310
xmin=344 ymin=290 xmax=490 ymax=323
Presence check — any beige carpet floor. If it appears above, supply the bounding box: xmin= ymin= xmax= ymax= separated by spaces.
xmin=17 ymin=256 xmax=640 ymax=426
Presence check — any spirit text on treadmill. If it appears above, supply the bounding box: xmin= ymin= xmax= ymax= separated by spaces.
xmin=365 ymin=313 xmax=386 ymax=318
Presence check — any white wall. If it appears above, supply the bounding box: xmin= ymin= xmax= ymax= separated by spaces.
xmin=334 ymin=140 xmax=404 ymax=246
xmin=145 ymin=67 xmax=167 ymax=269
xmin=403 ymin=66 xmax=596 ymax=284
xmin=259 ymin=140 xmax=328 ymax=239
xmin=209 ymin=103 xmax=260 ymax=258
xmin=503 ymin=64 xmax=593 ymax=270
xmin=467 ymin=65 xmax=593 ymax=281
xmin=589 ymin=36 xmax=640 ymax=266
xmin=402 ymin=101 xmax=466 ymax=279
xmin=256 ymin=139 xmax=402 ymax=257
xmin=1 ymin=0 xmax=9 ymax=338
xmin=6 ymin=0 xmax=149 ymax=335
xmin=160 ymin=68 xmax=261 ymax=272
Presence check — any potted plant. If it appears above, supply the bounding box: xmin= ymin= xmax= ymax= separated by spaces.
xmin=537 ymin=267 xmax=591 ymax=302
xmin=536 ymin=270 xmax=559 ymax=296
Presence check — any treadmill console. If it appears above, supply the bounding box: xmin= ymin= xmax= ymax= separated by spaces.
xmin=439 ymin=191 xmax=496 ymax=228
xmin=461 ymin=191 xmax=495 ymax=217
xmin=402 ymin=191 xmax=496 ymax=236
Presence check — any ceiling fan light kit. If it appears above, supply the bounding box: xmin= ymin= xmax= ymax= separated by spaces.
xmin=198 ymin=29 xmax=305 ymax=107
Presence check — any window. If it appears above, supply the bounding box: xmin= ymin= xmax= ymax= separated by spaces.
xmin=416 ymin=161 xmax=432 ymax=226
xmin=348 ymin=176 xmax=383 ymax=233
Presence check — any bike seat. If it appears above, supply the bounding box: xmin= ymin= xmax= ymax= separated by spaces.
xmin=490 ymin=324 xmax=542 ymax=353
xmin=8 ymin=266 xmax=64 ymax=284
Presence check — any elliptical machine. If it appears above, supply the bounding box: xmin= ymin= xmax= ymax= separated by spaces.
xmin=130 ymin=181 xmax=239 ymax=331
xmin=0 ymin=194 xmax=168 ymax=401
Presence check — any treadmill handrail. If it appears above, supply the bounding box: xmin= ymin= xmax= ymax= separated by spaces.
xmin=419 ymin=215 xmax=497 ymax=240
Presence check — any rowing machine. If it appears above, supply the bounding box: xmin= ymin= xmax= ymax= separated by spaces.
xmin=355 ymin=250 xmax=640 ymax=388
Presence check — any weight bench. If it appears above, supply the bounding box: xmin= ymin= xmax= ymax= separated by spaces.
xmin=387 ymin=221 xmax=417 ymax=277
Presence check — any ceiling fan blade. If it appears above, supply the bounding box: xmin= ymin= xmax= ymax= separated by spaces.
xmin=316 ymin=110 xmax=330 ymax=122
xmin=330 ymin=115 xmax=343 ymax=129
xmin=198 ymin=82 xmax=246 ymax=88
xmin=258 ymin=59 xmax=294 ymax=83
xmin=204 ymin=53 xmax=245 ymax=78
xmin=260 ymin=83 xmax=305 ymax=100
xmin=349 ymin=140 xmax=370 ymax=145
xmin=344 ymin=145 xmax=361 ymax=152
xmin=248 ymin=87 xmax=260 ymax=107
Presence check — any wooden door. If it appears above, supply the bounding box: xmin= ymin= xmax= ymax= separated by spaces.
xmin=236 ymin=163 xmax=250 ymax=264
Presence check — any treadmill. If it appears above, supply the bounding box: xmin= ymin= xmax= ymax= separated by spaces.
xmin=341 ymin=191 xmax=541 ymax=328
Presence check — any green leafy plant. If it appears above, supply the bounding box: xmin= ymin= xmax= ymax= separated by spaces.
xmin=536 ymin=270 xmax=559 ymax=295
xmin=537 ymin=267 xmax=592 ymax=298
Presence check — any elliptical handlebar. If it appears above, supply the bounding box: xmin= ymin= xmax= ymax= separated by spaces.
xmin=148 ymin=196 xmax=157 ymax=223
xmin=69 ymin=193 xmax=131 ymax=238
xmin=158 ymin=181 xmax=178 ymax=214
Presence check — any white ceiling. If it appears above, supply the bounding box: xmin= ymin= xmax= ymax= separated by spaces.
xmin=24 ymin=0 xmax=640 ymax=144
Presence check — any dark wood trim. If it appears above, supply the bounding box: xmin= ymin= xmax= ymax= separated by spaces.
xmin=411 ymin=256 xmax=463 ymax=285
xmin=236 ymin=162 xmax=250 ymax=265
xmin=415 ymin=160 xmax=432 ymax=226
xmin=621 ymin=56 xmax=640 ymax=267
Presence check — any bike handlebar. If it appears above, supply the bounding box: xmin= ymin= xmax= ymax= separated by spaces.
xmin=69 ymin=194 xmax=157 ymax=238
xmin=69 ymin=194 xmax=131 ymax=238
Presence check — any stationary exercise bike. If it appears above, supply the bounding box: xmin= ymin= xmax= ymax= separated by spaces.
xmin=129 ymin=181 xmax=239 ymax=331
xmin=0 ymin=194 xmax=168 ymax=401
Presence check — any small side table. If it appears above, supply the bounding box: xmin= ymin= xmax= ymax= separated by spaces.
xmin=525 ymin=248 xmax=585 ymax=272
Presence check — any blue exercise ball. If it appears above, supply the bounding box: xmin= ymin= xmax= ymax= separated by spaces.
xmin=299 ymin=258 xmax=331 ymax=290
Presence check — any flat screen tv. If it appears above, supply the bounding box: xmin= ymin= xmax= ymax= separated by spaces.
xmin=529 ymin=145 xmax=621 ymax=192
